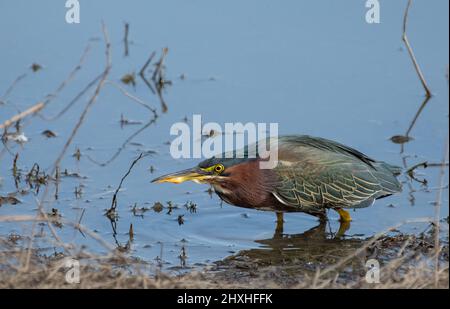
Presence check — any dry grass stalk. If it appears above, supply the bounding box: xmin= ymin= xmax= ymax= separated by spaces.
xmin=402 ymin=0 xmax=432 ymax=97
xmin=0 ymin=102 xmax=44 ymax=130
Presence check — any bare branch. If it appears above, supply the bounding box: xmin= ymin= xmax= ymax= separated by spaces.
xmin=109 ymin=152 xmax=148 ymax=212
xmin=139 ymin=51 xmax=156 ymax=94
xmin=49 ymin=22 xmax=112 ymax=175
xmin=85 ymin=117 xmax=157 ymax=167
xmin=21 ymin=22 xmax=113 ymax=271
xmin=105 ymin=80 xmax=157 ymax=113
xmin=1 ymin=73 xmax=27 ymax=103
xmin=0 ymin=102 xmax=44 ymax=130
xmin=402 ymin=0 xmax=432 ymax=97
xmin=40 ymin=73 xmax=103 ymax=121
xmin=123 ymin=22 xmax=130 ymax=57
xmin=42 ymin=44 xmax=92 ymax=108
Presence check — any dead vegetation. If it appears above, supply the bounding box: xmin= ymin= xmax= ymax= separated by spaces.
xmin=0 ymin=224 xmax=447 ymax=289
xmin=0 ymin=22 xmax=172 ymax=278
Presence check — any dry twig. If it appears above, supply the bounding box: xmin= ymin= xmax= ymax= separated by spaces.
xmin=0 ymin=102 xmax=44 ymax=130
xmin=123 ymin=22 xmax=130 ymax=57
xmin=21 ymin=22 xmax=113 ymax=271
xmin=402 ymin=0 xmax=432 ymax=97
xmin=109 ymin=152 xmax=147 ymax=212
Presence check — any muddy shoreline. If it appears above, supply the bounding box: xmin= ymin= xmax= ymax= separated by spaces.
xmin=1 ymin=226 xmax=448 ymax=289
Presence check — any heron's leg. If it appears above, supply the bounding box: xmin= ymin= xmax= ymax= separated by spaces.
xmin=317 ymin=211 xmax=328 ymax=224
xmin=335 ymin=220 xmax=351 ymax=238
xmin=335 ymin=208 xmax=352 ymax=222
xmin=333 ymin=208 xmax=351 ymax=238
xmin=274 ymin=212 xmax=284 ymax=237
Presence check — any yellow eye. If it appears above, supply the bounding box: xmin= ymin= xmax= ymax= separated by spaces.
xmin=214 ymin=164 xmax=225 ymax=174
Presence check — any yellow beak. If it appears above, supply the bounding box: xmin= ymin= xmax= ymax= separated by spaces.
xmin=151 ymin=167 xmax=212 ymax=184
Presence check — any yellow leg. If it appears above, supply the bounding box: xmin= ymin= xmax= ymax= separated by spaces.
xmin=336 ymin=208 xmax=352 ymax=223
xmin=335 ymin=220 xmax=351 ymax=238
xmin=276 ymin=212 xmax=284 ymax=224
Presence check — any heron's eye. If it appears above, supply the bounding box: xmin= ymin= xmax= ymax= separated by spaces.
xmin=214 ymin=164 xmax=225 ymax=174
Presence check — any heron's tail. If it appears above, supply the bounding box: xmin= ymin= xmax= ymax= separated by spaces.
xmin=376 ymin=162 xmax=402 ymax=176
xmin=371 ymin=161 xmax=403 ymax=195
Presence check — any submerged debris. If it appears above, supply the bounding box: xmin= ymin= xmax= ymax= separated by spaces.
xmin=12 ymin=153 xmax=20 ymax=186
xmin=74 ymin=186 xmax=83 ymax=199
xmin=48 ymin=208 xmax=60 ymax=218
xmin=25 ymin=163 xmax=50 ymax=191
xmin=7 ymin=233 xmax=22 ymax=244
xmin=128 ymin=223 xmax=134 ymax=241
xmin=119 ymin=114 xmax=142 ymax=127
xmin=105 ymin=208 xmax=119 ymax=222
xmin=151 ymin=202 xmax=164 ymax=213
xmin=123 ymin=22 xmax=130 ymax=57
xmin=30 ymin=63 xmax=42 ymax=72
xmin=41 ymin=130 xmax=57 ymax=138
xmin=0 ymin=195 xmax=21 ymax=206
xmin=166 ymin=201 xmax=178 ymax=215
xmin=184 ymin=201 xmax=197 ymax=214
xmin=121 ymin=73 xmax=136 ymax=87
xmin=73 ymin=148 xmax=82 ymax=161
xmin=390 ymin=135 xmax=413 ymax=144
xmin=131 ymin=203 xmax=151 ymax=217
xmin=179 ymin=246 xmax=188 ymax=267
xmin=3 ymin=132 xmax=28 ymax=144
xmin=406 ymin=161 xmax=428 ymax=185
xmin=47 ymin=208 xmax=63 ymax=228
xmin=61 ymin=169 xmax=86 ymax=179
xmin=177 ymin=215 xmax=185 ymax=226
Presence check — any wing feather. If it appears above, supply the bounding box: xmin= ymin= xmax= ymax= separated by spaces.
xmin=272 ymin=136 xmax=401 ymax=210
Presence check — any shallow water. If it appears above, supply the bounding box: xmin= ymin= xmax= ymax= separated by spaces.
xmin=0 ymin=1 xmax=448 ymax=272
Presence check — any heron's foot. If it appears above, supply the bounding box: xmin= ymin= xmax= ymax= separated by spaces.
xmin=335 ymin=208 xmax=352 ymax=223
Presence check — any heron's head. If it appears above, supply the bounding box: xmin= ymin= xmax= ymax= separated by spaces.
xmin=152 ymin=148 xmax=282 ymax=209
xmin=151 ymin=157 xmax=252 ymax=186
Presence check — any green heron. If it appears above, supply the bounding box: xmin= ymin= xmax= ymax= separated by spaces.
xmin=152 ymin=135 xmax=402 ymax=233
